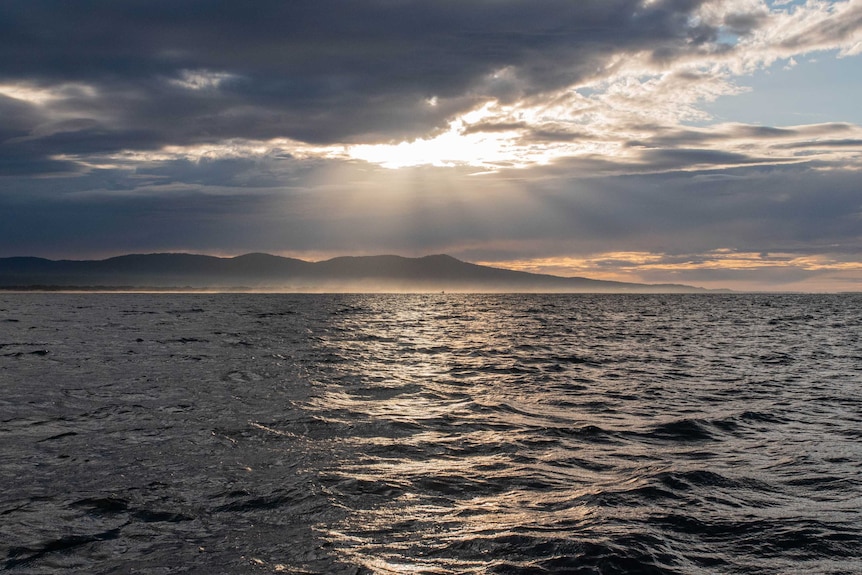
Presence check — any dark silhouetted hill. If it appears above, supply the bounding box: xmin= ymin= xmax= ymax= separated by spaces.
xmin=0 ymin=253 xmax=718 ymax=292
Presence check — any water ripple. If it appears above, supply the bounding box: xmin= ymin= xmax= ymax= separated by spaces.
xmin=1 ymin=293 xmax=860 ymax=573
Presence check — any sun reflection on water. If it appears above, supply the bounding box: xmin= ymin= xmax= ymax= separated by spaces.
xmin=301 ymin=295 xmax=635 ymax=572
xmin=284 ymin=293 xmax=862 ymax=573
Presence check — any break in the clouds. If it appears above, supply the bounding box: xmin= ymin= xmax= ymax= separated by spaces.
xmin=1 ymin=0 xmax=861 ymax=290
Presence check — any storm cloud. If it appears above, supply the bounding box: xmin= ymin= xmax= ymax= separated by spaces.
xmin=0 ymin=0 xmax=759 ymax=170
xmin=1 ymin=0 xmax=861 ymax=290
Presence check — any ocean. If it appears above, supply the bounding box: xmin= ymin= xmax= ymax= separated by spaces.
xmin=1 ymin=293 xmax=860 ymax=574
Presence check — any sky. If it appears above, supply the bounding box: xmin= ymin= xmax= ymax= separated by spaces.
xmin=1 ymin=0 xmax=861 ymax=291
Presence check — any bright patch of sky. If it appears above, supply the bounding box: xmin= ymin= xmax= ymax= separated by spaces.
xmin=169 ymin=69 xmax=238 ymax=91
xmin=699 ymin=50 xmax=862 ymax=126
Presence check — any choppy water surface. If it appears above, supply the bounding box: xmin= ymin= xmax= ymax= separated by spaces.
xmin=1 ymin=293 xmax=860 ymax=574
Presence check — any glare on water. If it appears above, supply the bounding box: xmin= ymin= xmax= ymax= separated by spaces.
xmin=1 ymin=293 xmax=860 ymax=574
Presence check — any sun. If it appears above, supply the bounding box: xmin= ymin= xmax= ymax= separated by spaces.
xmin=347 ymin=121 xmax=525 ymax=170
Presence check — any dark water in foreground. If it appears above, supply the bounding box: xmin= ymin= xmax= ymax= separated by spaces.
xmin=1 ymin=293 xmax=860 ymax=574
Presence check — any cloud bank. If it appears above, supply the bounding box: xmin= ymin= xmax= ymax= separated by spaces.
xmin=1 ymin=0 xmax=861 ymax=290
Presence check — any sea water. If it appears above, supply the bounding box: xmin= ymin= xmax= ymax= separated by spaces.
xmin=1 ymin=293 xmax=860 ymax=574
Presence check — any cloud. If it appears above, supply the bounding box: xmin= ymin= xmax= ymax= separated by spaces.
xmin=1 ymin=1 xmax=861 ymax=290
xmin=3 ymin=154 xmax=858 ymax=255
xmin=1 ymin=0 xmax=860 ymax=178
xmin=1 ymin=145 xmax=859 ymax=290
xmin=7 ymin=0 xmax=859 ymax=167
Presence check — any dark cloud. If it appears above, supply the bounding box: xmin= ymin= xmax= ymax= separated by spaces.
xmin=635 ymin=147 xmax=780 ymax=170
xmin=521 ymin=128 xmax=597 ymax=143
xmin=723 ymin=11 xmax=769 ymax=35
xmin=0 ymin=0 xmax=731 ymax=174
xmin=0 ymin=151 xmax=82 ymax=176
xmin=0 ymin=95 xmax=40 ymax=138
xmin=3 ymin=156 xmax=859 ymax=267
xmin=0 ymin=187 xmax=280 ymax=257
xmin=501 ymin=160 xmax=862 ymax=257
xmin=621 ymin=123 xmax=860 ymax=159
xmin=772 ymin=139 xmax=862 ymax=150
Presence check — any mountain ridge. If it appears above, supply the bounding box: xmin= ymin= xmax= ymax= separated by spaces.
xmin=0 ymin=252 xmax=722 ymax=292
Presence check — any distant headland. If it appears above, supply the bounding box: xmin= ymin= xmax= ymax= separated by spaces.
xmin=0 ymin=253 xmax=725 ymax=293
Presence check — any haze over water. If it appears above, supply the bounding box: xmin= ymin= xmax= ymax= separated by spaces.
xmin=1 ymin=293 xmax=860 ymax=574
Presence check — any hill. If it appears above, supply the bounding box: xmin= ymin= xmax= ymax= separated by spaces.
xmin=0 ymin=253 xmax=716 ymax=292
